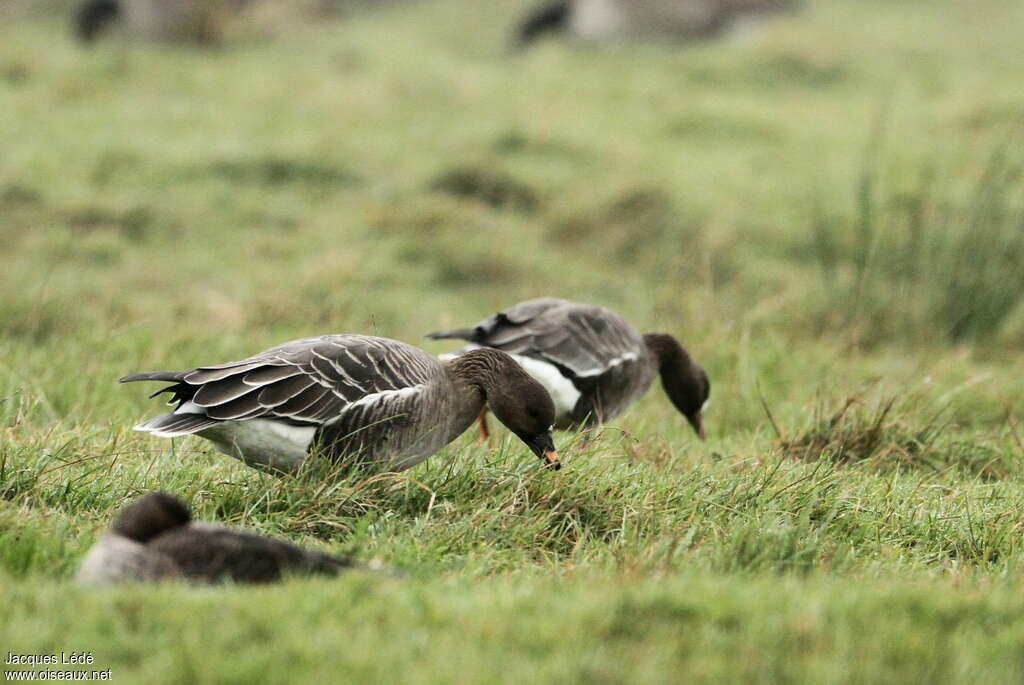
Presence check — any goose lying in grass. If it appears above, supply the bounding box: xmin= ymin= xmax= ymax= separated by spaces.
xmin=121 ymin=334 xmax=559 ymax=473
xmin=428 ymin=298 xmax=709 ymax=439
xmin=78 ymin=492 xmax=354 ymax=584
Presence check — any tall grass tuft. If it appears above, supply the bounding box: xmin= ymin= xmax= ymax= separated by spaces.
xmin=806 ymin=132 xmax=1024 ymax=345
xmin=776 ymin=389 xmax=1012 ymax=479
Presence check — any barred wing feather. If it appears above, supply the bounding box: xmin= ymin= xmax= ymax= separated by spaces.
xmin=122 ymin=335 xmax=440 ymax=432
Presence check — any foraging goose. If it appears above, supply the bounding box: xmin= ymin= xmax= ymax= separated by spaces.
xmin=428 ymin=298 xmax=709 ymax=438
xmin=121 ymin=334 xmax=559 ymax=473
xmin=517 ymin=0 xmax=802 ymax=46
xmin=74 ymin=0 xmax=250 ymax=44
xmin=78 ymin=491 xmax=354 ymax=584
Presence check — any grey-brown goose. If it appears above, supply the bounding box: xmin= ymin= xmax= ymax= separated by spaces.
xmin=78 ymin=492 xmax=354 ymax=585
xmin=121 ymin=334 xmax=559 ymax=473
xmin=75 ymin=0 xmax=252 ymax=44
xmin=428 ymin=298 xmax=709 ymax=438
xmin=517 ymin=0 xmax=802 ymax=46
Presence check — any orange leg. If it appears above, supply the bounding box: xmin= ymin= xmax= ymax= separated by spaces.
xmin=477 ymin=407 xmax=492 ymax=446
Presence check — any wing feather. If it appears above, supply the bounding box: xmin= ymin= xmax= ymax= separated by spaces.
xmin=185 ymin=362 xmax=265 ymax=384
xmin=242 ymin=365 xmax=304 ymax=386
xmin=256 ymin=374 xmax=317 ymax=408
xmin=437 ymin=299 xmax=644 ymax=379
xmin=274 ymin=385 xmax=333 ymax=418
xmin=128 ymin=335 xmax=442 ymax=433
xmin=204 ymin=392 xmax=267 ymax=421
xmin=192 ymin=375 xmax=259 ymax=407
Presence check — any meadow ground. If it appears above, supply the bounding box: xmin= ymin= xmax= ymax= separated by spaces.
xmin=3 ymin=0 xmax=1024 ymax=681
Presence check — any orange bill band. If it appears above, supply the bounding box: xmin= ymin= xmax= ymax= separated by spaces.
xmin=544 ymin=450 xmax=561 ymax=467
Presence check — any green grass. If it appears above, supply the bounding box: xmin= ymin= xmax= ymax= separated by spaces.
xmin=4 ymin=0 xmax=1024 ymax=681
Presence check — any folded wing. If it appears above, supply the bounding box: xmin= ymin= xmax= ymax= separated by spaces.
xmin=123 ymin=335 xmax=440 ymax=436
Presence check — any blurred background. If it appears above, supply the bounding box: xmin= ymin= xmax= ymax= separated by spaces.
xmin=1 ymin=0 xmax=1023 ymax=437
xmin=5 ymin=6 xmax=1024 ymax=679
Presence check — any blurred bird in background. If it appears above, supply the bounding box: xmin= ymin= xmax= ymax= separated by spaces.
xmin=72 ymin=0 xmax=388 ymax=44
xmin=517 ymin=0 xmax=803 ymax=46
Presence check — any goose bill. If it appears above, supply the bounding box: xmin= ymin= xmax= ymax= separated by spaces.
xmin=543 ymin=450 xmax=561 ymax=470
xmin=524 ymin=432 xmax=561 ymax=470
xmin=686 ymin=413 xmax=706 ymax=440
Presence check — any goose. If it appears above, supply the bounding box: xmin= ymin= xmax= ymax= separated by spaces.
xmin=428 ymin=298 xmax=709 ymax=439
xmin=78 ymin=491 xmax=355 ymax=584
xmin=120 ymin=334 xmax=560 ymax=474
xmin=74 ymin=0 xmax=250 ymax=44
xmin=516 ymin=0 xmax=802 ymax=46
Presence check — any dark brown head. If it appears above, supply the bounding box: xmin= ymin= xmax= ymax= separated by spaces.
xmin=516 ymin=1 xmax=570 ymax=47
xmin=75 ymin=0 xmax=120 ymax=43
xmin=643 ymin=334 xmax=710 ymax=440
xmin=111 ymin=491 xmax=191 ymax=543
xmin=450 ymin=348 xmax=560 ymax=469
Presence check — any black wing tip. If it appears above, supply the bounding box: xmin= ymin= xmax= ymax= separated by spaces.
xmin=111 ymin=491 xmax=191 ymax=543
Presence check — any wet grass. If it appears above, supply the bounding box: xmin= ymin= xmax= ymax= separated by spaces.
xmin=3 ymin=0 xmax=1024 ymax=682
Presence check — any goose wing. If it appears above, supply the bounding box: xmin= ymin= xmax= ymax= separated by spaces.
xmin=433 ymin=298 xmax=643 ymax=379
xmin=122 ymin=335 xmax=440 ymax=428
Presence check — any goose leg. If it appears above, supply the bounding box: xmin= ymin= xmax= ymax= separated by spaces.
xmin=477 ymin=407 xmax=492 ymax=446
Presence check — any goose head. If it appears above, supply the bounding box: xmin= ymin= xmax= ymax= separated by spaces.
xmin=111 ymin=490 xmax=191 ymax=542
xmin=489 ymin=376 xmax=560 ymax=469
xmin=451 ymin=348 xmax=561 ymax=469
xmin=516 ymin=1 xmax=571 ymax=47
xmin=75 ymin=0 xmax=120 ymax=42
xmin=643 ymin=334 xmax=710 ymax=440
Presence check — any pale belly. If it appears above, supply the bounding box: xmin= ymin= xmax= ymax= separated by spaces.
xmin=199 ymin=419 xmax=316 ymax=473
xmin=196 ymin=416 xmax=450 ymax=474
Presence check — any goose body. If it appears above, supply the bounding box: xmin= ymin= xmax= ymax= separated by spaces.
xmin=75 ymin=0 xmax=246 ymax=43
xmin=429 ymin=298 xmax=709 ymax=437
xmin=122 ymin=334 xmax=559 ymax=473
xmin=517 ymin=0 xmax=801 ymax=46
xmin=78 ymin=492 xmax=354 ymax=585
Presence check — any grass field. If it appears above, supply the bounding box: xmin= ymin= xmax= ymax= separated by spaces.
xmin=3 ymin=0 xmax=1024 ymax=681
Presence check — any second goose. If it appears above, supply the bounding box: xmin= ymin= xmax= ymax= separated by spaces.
xmin=429 ymin=298 xmax=709 ymax=438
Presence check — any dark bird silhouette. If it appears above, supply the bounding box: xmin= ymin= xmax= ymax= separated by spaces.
xmin=75 ymin=0 xmax=120 ymax=42
xmin=78 ymin=492 xmax=356 ymax=584
xmin=516 ymin=0 xmax=802 ymax=47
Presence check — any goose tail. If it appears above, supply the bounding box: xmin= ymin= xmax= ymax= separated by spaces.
xmin=119 ymin=370 xmax=190 ymax=384
xmin=133 ymin=412 xmax=219 ymax=438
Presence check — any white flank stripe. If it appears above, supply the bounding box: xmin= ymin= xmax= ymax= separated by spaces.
xmin=346 ymin=385 xmax=423 ymax=411
xmin=321 ymin=385 xmax=424 ymax=426
xmin=438 ymin=346 xmax=580 ymax=420
xmin=573 ymin=352 xmax=637 ymax=378
xmin=504 ymin=353 xmax=581 ymax=420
